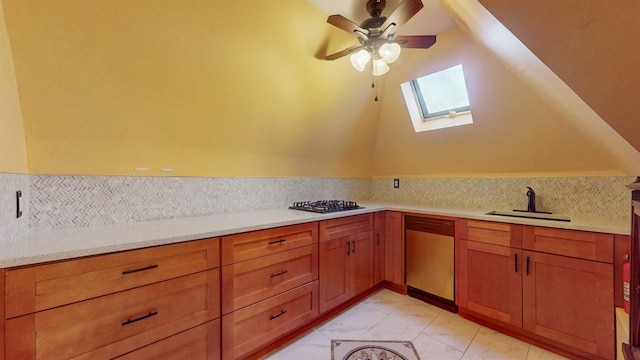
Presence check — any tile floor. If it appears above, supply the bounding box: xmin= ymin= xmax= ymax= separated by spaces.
xmin=262 ymin=288 xmax=569 ymax=360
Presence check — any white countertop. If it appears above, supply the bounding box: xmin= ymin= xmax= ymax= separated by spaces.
xmin=0 ymin=203 xmax=631 ymax=268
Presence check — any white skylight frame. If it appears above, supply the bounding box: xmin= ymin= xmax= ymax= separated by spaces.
xmin=401 ymin=64 xmax=473 ymax=132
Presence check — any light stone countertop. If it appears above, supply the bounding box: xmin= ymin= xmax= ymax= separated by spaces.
xmin=1 ymin=202 xmax=631 ymax=268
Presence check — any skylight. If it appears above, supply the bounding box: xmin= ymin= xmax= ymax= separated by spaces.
xmin=401 ymin=64 xmax=473 ymax=132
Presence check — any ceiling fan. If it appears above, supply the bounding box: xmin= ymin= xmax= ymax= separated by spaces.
xmin=325 ymin=0 xmax=436 ymax=76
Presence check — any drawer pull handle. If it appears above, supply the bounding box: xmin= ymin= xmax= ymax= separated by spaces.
xmin=514 ymin=254 xmax=518 ymax=273
xmin=270 ymin=270 xmax=288 ymax=278
xmin=122 ymin=264 xmax=158 ymax=275
xmin=526 ymin=256 xmax=530 ymax=276
xmin=122 ymin=311 xmax=158 ymax=326
xmin=269 ymin=310 xmax=287 ymax=320
xmin=268 ymin=239 xmax=286 ymax=246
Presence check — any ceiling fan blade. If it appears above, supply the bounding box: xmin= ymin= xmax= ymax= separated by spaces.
xmin=327 ymin=15 xmax=369 ymax=35
xmin=394 ymin=35 xmax=436 ymax=49
xmin=325 ymin=45 xmax=365 ymax=60
xmin=380 ymin=0 xmax=424 ymax=31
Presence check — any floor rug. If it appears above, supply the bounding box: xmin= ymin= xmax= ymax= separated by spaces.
xmin=331 ymin=340 xmax=421 ymax=360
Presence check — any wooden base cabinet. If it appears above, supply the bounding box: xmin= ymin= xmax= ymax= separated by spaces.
xmin=221 ymin=223 xmax=319 ymax=359
xmin=384 ymin=211 xmax=403 ymax=287
xmin=458 ymin=220 xmax=615 ymax=360
xmin=3 ymin=238 xmax=221 ymax=360
xmin=458 ymin=239 xmax=523 ymax=327
xmin=373 ymin=212 xmax=385 ymax=285
xmin=319 ymin=214 xmax=374 ymax=314
xmin=523 ymin=250 xmax=613 ymax=359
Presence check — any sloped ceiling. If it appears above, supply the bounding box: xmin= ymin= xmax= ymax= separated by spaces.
xmin=3 ymin=0 xmax=639 ymax=177
xmin=479 ymin=0 xmax=640 ymax=153
xmin=312 ymin=0 xmax=640 ymax=176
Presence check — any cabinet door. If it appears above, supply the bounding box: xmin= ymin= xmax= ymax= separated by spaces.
xmin=458 ymin=240 xmax=523 ymax=327
xmin=522 ymin=251 xmax=614 ymax=360
xmin=349 ymin=230 xmax=374 ymax=297
xmin=384 ymin=211 xmax=404 ymax=286
xmin=373 ymin=212 xmax=385 ymax=285
xmin=319 ymin=237 xmax=350 ymax=314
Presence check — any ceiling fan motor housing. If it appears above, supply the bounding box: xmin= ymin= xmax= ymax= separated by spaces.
xmin=366 ymin=0 xmax=387 ymax=18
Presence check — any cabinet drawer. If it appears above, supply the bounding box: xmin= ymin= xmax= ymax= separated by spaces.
xmin=116 ymin=319 xmax=220 ymax=360
xmin=522 ymin=226 xmax=613 ymax=263
xmin=222 ymin=281 xmax=318 ymax=360
xmin=462 ymin=220 xmax=522 ymax=248
xmin=6 ymin=269 xmax=220 ymax=360
xmin=5 ymin=238 xmax=219 ymax=318
xmin=221 ymin=223 xmax=317 ymax=266
xmin=320 ymin=214 xmax=373 ymax=242
xmin=222 ymin=244 xmax=318 ymax=314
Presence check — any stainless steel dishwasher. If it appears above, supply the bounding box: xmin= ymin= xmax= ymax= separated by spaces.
xmin=405 ymin=215 xmax=457 ymax=312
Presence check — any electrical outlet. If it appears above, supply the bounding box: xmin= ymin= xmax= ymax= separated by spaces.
xmin=393 ymin=179 xmax=400 ymax=189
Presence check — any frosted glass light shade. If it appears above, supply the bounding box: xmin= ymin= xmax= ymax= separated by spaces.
xmin=379 ymin=43 xmax=401 ymax=63
xmin=372 ymin=58 xmax=390 ymax=76
xmin=350 ymin=50 xmax=371 ymax=72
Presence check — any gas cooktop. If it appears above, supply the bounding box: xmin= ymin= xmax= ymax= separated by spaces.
xmin=289 ymin=200 xmax=362 ymax=214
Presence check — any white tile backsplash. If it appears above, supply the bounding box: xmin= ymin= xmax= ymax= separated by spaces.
xmin=370 ymin=176 xmax=635 ymax=219
xmin=0 ymin=173 xmax=632 ymax=233
xmin=29 ymin=176 xmax=371 ymax=230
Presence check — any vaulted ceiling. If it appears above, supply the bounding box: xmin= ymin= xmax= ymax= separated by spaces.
xmin=2 ymin=0 xmax=639 ymax=177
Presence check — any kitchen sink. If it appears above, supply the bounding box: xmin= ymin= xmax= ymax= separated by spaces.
xmin=486 ymin=210 xmax=571 ymax=222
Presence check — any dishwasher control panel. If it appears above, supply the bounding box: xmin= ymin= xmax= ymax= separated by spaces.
xmin=405 ymin=216 xmax=454 ymax=236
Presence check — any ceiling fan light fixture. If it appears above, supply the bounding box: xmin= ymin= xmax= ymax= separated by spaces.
xmin=350 ymin=49 xmax=371 ymax=72
xmin=372 ymin=58 xmax=390 ymax=76
xmin=379 ymin=42 xmax=401 ymax=64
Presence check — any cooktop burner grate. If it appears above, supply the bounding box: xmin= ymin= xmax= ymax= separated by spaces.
xmin=289 ymin=200 xmax=362 ymax=214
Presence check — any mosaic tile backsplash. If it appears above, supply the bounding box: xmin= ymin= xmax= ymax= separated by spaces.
xmin=4 ymin=174 xmax=634 ymax=232
xmin=29 ymin=176 xmax=371 ymax=229
xmin=370 ymin=176 xmax=636 ymax=219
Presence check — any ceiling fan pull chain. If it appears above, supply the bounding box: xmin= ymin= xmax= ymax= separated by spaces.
xmin=372 ymin=76 xmax=379 ymax=102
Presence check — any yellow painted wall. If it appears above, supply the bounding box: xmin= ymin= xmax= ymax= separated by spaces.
xmin=3 ymin=0 xmax=635 ymax=178
xmin=0 ymin=2 xmax=28 ymax=173
xmin=371 ymin=28 xmax=625 ymax=177
xmin=3 ymin=0 xmax=381 ymax=177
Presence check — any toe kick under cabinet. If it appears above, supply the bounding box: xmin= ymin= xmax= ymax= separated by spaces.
xmin=3 ymin=238 xmax=221 ymax=360
xmin=220 ymin=222 xmax=319 ymax=360
xmin=458 ymin=220 xmax=614 ymax=360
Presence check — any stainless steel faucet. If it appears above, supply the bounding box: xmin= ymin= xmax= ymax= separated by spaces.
xmin=527 ymin=187 xmax=536 ymax=212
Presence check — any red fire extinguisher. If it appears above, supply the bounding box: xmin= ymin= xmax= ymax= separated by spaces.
xmin=624 ymin=254 xmax=630 ymax=314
